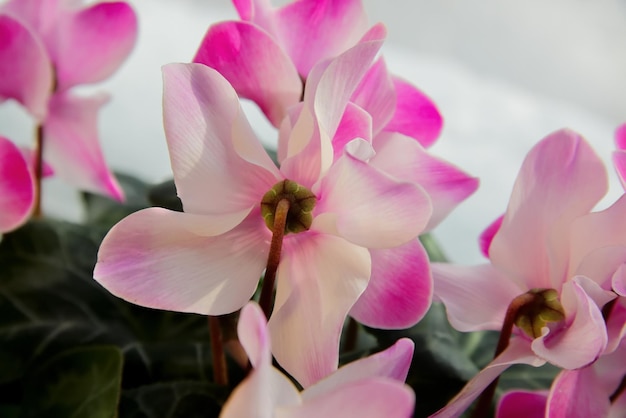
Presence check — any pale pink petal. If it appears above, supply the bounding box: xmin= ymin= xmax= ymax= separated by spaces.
xmin=531 ymin=277 xmax=608 ymax=369
xmin=238 ymin=302 xmax=271 ymax=368
xmin=350 ymin=240 xmax=433 ymax=328
xmin=269 ymin=234 xmax=371 ymax=387
xmin=0 ymin=136 xmax=34 ymax=232
xmin=383 ymin=76 xmax=443 ymax=147
xmin=273 ymin=0 xmax=370 ymax=76
xmin=369 ymin=132 xmax=478 ymax=231
xmin=193 ymin=21 xmax=302 ymax=127
xmin=430 ymin=338 xmax=545 ymax=418
xmin=612 ymin=264 xmax=626 ymax=296
xmin=546 ymin=368 xmax=610 ymax=418
xmin=43 ymin=92 xmax=124 ymax=200
xmin=612 ymin=150 xmax=626 ymax=189
xmin=162 ymin=63 xmax=280 ymax=216
xmin=350 ymin=58 xmax=395 ymax=135
xmin=489 ymin=129 xmax=607 ymax=290
xmin=303 ymin=338 xmax=415 ymax=400
xmin=94 ymin=208 xmax=270 ymax=315
xmin=277 ymin=379 xmax=415 ymax=418
xmin=496 ymin=390 xmax=548 ymax=418
xmin=604 ymin=299 xmax=626 ymax=352
xmin=331 ymin=102 xmax=372 ymax=161
xmin=52 ymin=1 xmax=138 ymax=90
xmin=479 ymin=215 xmax=504 ymax=258
xmin=573 ymin=246 xmax=626 ymax=290
xmin=313 ymin=152 xmax=431 ymax=249
xmin=432 ymin=263 xmax=524 ymax=332
xmin=19 ymin=147 xmax=54 ymax=177
xmin=0 ymin=15 xmax=52 ymax=119
xmin=1 ymin=0 xmax=61 ymax=35
xmin=609 ymin=392 xmax=626 ymax=418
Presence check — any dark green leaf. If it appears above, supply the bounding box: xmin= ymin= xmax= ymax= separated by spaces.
xmin=147 ymin=180 xmax=183 ymax=212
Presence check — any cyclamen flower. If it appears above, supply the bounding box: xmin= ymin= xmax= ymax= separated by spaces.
xmin=0 ymin=0 xmax=137 ymax=199
xmin=194 ymin=0 xmax=443 ymax=147
xmin=431 ymin=129 xmax=622 ymax=417
xmin=95 ymin=35 xmax=433 ymax=386
xmin=613 ymin=123 xmax=626 ymax=189
xmin=0 ymin=136 xmax=34 ymax=232
xmin=221 ymin=302 xmax=415 ymax=417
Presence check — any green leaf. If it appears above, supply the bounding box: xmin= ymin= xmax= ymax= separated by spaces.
xmin=419 ymin=233 xmax=448 ymax=262
xmin=21 ymin=345 xmax=123 ymax=418
xmin=147 ymin=180 xmax=183 ymax=213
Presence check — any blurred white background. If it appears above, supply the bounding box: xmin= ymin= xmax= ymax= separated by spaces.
xmin=1 ymin=0 xmax=625 ymax=263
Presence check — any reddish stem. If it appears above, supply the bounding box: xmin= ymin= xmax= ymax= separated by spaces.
xmin=32 ymin=125 xmax=44 ymax=218
xmin=208 ymin=315 xmax=228 ymax=386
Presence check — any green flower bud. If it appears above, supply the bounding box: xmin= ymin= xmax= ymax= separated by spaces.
xmin=261 ymin=180 xmax=316 ymax=234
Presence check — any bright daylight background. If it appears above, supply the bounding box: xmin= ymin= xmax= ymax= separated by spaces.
xmin=1 ymin=0 xmax=625 ymax=263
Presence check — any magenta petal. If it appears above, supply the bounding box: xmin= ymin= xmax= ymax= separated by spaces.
xmin=615 ymin=123 xmax=626 ymax=150
xmin=383 ymin=76 xmax=443 ymax=148
xmin=52 ymin=1 xmax=137 ymax=90
xmin=19 ymin=147 xmax=54 ymax=177
xmin=479 ymin=215 xmax=504 ymax=258
xmin=94 ymin=208 xmax=269 ymax=315
xmin=0 ymin=15 xmax=52 ymax=119
xmin=489 ymin=129 xmax=607 ymax=290
xmin=531 ymin=277 xmax=608 ymax=369
xmin=350 ymin=58 xmax=396 ymax=136
xmin=193 ymin=21 xmax=302 ymax=127
xmin=162 ymin=63 xmax=280 ymax=216
xmin=546 ymin=368 xmax=610 ymax=418
xmin=431 ymin=338 xmax=545 ymax=418
xmin=496 ymin=390 xmax=548 ymax=418
xmin=370 ymin=132 xmax=478 ymax=231
xmin=331 ymin=102 xmax=372 ymax=161
xmin=0 ymin=136 xmax=34 ymax=232
xmin=350 ymin=240 xmax=433 ymax=328
xmin=43 ymin=92 xmax=123 ymax=200
xmin=432 ymin=263 xmax=523 ymax=332
xmin=269 ymin=234 xmax=370 ymax=388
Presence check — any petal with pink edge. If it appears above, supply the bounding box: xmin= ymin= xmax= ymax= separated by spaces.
xmin=43 ymin=92 xmax=124 ymax=200
xmin=331 ymin=102 xmax=372 ymax=161
xmin=497 ymin=390 xmax=548 ymax=418
xmin=273 ymin=0 xmax=369 ymax=76
xmin=615 ymin=123 xmax=626 ymax=149
xmin=612 ymin=264 xmax=626 ymax=297
xmin=370 ymin=132 xmax=478 ymax=231
xmin=278 ymin=378 xmax=415 ymax=418
xmin=0 ymin=137 xmax=34 ymax=232
xmin=237 ymin=302 xmax=271 ymax=368
xmin=383 ymin=76 xmax=443 ymax=148
xmin=546 ymin=368 xmax=610 ymax=418
xmin=531 ymin=277 xmax=608 ymax=369
xmin=303 ymin=338 xmax=415 ymax=401
xmin=52 ymin=1 xmax=137 ymax=90
xmin=193 ymin=21 xmax=302 ymax=127
xmin=269 ymin=234 xmax=371 ymax=387
xmin=162 ymin=63 xmax=280 ymax=216
xmin=94 ymin=208 xmax=269 ymax=315
xmin=313 ymin=152 xmax=431 ymax=249
xmin=479 ymin=215 xmax=504 ymax=258
xmin=430 ymin=338 xmax=545 ymax=418
xmin=613 ymin=150 xmax=626 ymax=189
xmin=432 ymin=263 xmax=523 ymax=332
xmin=19 ymin=147 xmax=54 ymax=177
xmin=0 ymin=15 xmax=52 ymax=119
xmin=350 ymin=240 xmax=433 ymax=328
xmin=489 ymin=129 xmax=607 ymax=290
xmin=350 ymin=58 xmax=396 ymax=135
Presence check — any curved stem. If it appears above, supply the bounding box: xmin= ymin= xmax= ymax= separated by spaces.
xmin=471 ymin=292 xmax=536 ymax=418
xmin=209 ymin=315 xmax=228 ymax=386
xmin=259 ymin=198 xmax=290 ymax=319
xmin=33 ymin=125 xmax=44 ymax=218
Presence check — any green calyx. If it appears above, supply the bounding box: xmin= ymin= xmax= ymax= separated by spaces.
xmin=514 ymin=288 xmax=565 ymax=339
xmin=261 ymin=180 xmax=316 ymax=234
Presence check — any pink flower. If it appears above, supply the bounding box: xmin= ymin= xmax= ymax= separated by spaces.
xmin=220 ymin=302 xmax=416 ymax=418
xmin=193 ymin=0 xmax=442 ymax=147
xmin=0 ymin=136 xmax=34 ymax=232
xmin=431 ymin=129 xmax=621 ymax=417
xmin=612 ymin=123 xmax=626 ymax=189
xmin=0 ymin=0 xmax=138 ymax=200
xmin=95 ymin=36 xmax=433 ymax=387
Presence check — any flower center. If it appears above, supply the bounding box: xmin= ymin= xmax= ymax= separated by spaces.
xmin=514 ymin=288 xmax=565 ymax=339
xmin=260 ymin=180 xmax=316 ymax=234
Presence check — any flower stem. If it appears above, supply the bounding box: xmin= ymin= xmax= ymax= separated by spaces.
xmin=208 ymin=315 xmax=228 ymax=386
xmin=259 ymin=198 xmax=290 ymax=319
xmin=33 ymin=124 xmax=44 ymax=218
xmin=471 ymin=292 xmax=536 ymax=418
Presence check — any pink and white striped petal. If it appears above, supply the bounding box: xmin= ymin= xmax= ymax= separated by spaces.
xmin=193 ymin=21 xmax=302 ymax=127
xmin=0 ymin=136 xmax=34 ymax=233
xmin=432 ymin=263 xmax=523 ymax=332
xmin=350 ymin=240 xmax=432 ymax=328
xmin=43 ymin=92 xmax=124 ymax=201
xmin=331 ymin=102 xmax=372 ymax=161
xmin=0 ymin=15 xmax=52 ymax=120
xmin=269 ymin=234 xmax=371 ymax=388
xmin=370 ymin=132 xmax=478 ymax=231
xmin=382 ymin=76 xmax=443 ymax=148
xmin=162 ymin=63 xmax=281 ymax=216
xmin=546 ymin=368 xmax=610 ymax=418
xmin=497 ymin=390 xmax=548 ymax=418
xmin=489 ymin=129 xmax=607 ymax=290
xmin=94 ymin=208 xmax=269 ymax=315
xmin=350 ymin=58 xmax=395 ymax=136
